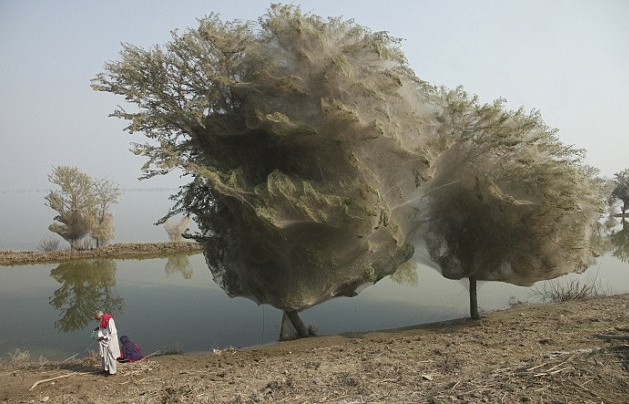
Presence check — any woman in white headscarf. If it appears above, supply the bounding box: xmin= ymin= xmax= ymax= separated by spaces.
xmin=94 ymin=310 xmax=121 ymax=375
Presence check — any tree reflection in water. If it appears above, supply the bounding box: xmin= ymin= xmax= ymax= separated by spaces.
xmin=609 ymin=219 xmax=629 ymax=263
xmin=49 ymin=259 xmax=124 ymax=332
xmin=164 ymin=254 xmax=193 ymax=279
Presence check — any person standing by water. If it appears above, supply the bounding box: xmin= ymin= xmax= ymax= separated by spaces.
xmin=94 ymin=310 xmax=121 ymax=375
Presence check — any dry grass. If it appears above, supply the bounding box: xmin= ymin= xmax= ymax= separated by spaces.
xmin=37 ymin=237 xmax=61 ymax=252
xmin=531 ymin=275 xmax=608 ymax=303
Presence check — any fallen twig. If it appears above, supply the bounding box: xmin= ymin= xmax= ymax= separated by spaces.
xmin=30 ymin=371 xmax=100 ymax=391
xmin=568 ymin=378 xmax=601 ymax=398
xmin=527 ymin=362 xmax=549 ymax=372
xmin=594 ymin=334 xmax=629 ymax=341
xmin=549 ymin=366 xmax=573 ymax=375
xmin=62 ymin=353 xmax=79 ymax=362
xmin=448 ymin=380 xmax=460 ymax=391
xmin=143 ymin=350 xmax=161 ymax=359
xmin=0 ymin=370 xmax=20 ymax=377
xmin=545 ymin=357 xmax=573 ymax=373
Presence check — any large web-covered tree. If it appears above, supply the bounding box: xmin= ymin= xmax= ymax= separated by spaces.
xmin=93 ymin=5 xmax=441 ymax=334
xmin=93 ymin=5 xmax=604 ymax=332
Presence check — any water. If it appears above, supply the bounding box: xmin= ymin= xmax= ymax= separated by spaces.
xmin=1 ymin=189 xmax=628 ymax=361
xmin=1 ymin=251 xmax=627 ymax=361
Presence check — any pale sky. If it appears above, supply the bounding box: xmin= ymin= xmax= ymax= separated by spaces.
xmin=1 ymin=0 xmax=627 ymax=190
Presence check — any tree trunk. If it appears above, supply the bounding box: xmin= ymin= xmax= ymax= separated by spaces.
xmin=469 ymin=275 xmax=480 ymax=320
xmin=285 ymin=310 xmax=311 ymax=338
xmin=279 ymin=312 xmax=298 ymax=341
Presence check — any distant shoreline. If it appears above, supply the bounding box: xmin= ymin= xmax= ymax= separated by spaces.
xmin=0 ymin=241 xmax=203 ymax=266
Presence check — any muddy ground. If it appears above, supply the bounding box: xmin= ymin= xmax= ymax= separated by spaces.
xmin=1 ymin=294 xmax=628 ymax=403
xmin=0 ymin=242 xmax=203 ymax=266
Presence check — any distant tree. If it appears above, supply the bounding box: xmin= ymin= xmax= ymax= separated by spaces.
xmin=45 ymin=166 xmax=121 ymax=249
xmin=163 ymin=215 xmax=191 ymax=242
xmin=45 ymin=166 xmax=96 ymax=249
xmin=91 ymin=179 xmax=122 ymax=247
xmin=611 ymin=169 xmax=629 ymax=216
xmin=389 ymin=261 xmax=418 ymax=287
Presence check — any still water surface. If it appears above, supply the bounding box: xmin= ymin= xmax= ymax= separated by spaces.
xmin=1 ymin=189 xmax=628 ymax=360
xmin=1 ymin=252 xmax=628 ymax=361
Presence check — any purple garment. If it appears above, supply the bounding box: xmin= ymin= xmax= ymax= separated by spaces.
xmin=119 ymin=335 xmax=144 ymax=361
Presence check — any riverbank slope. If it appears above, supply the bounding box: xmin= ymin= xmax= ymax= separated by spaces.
xmin=2 ymin=294 xmax=628 ymax=403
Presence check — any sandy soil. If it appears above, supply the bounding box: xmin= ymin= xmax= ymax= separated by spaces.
xmin=0 ymin=242 xmax=203 ymax=266
xmin=1 ymin=294 xmax=628 ymax=403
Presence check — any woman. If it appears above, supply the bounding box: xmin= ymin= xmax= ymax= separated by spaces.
xmin=94 ymin=310 xmax=121 ymax=375
xmin=119 ymin=335 xmax=144 ymax=362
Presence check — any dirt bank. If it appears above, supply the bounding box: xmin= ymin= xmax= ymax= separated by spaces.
xmin=1 ymin=294 xmax=628 ymax=403
xmin=0 ymin=242 xmax=203 ymax=266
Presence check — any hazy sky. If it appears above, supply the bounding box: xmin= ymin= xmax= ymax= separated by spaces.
xmin=1 ymin=0 xmax=627 ymax=190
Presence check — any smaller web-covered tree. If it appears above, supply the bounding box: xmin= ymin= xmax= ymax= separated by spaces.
xmin=45 ymin=166 xmax=121 ymax=249
xmin=45 ymin=167 xmax=96 ymax=250
xmin=423 ymin=88 xmax=606 ymax=319
xmin=92 ymin=179 xmax=122 ymax=247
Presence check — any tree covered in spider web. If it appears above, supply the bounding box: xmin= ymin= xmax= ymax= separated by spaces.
xmin=93 ymin=5 xmax=441 ymax=329
xmin=420 ymin=87 xmax=605 ymax=318
xmin=93 ymin=4 xmax=605 ymax=330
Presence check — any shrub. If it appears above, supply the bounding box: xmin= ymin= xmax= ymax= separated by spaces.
xmin=531 ymin=275 xmax=608 ymax=303
xmin=38 ymin=237 xmax=61 ymax=252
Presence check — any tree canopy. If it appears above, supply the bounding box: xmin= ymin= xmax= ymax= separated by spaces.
xmin=611 ymin=169 xmax=629 ymax=215
xmin=93 ymin=5 xmax=605 ymax=314
xmin=422 ymin=88 xmax=605 ymax=286
xmin=45 ymin=166 xmax=121 ymax=249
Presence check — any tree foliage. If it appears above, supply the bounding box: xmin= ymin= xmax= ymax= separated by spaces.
xmin=92 ymin=5 xmax=605 ymax=313
xmin=45 ymin=166 xmax=97 ymax=249
xmin=611 ymin=169 xmax=629 ymax=215
xmin=93 ymin=5 xmax=433 ymax=311
xmin=91 ymin=178 xmax=122 ymax=247
xmin=423 ymin=88 xmax=605 ymax=286
xmin=45 ymin=166 xmax=121 ymax=249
